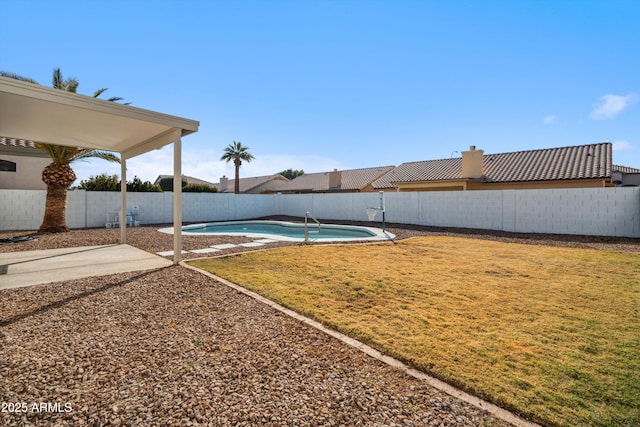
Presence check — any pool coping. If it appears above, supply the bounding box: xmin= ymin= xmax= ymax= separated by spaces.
xmin=158 ymin=219 xmax=395 ymax=242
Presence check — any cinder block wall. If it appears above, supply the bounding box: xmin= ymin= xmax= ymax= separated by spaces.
xmin=1 ymin=188 xmax=639 ymax=237
xmin=0 ymin=190 xmax=46 ymax=230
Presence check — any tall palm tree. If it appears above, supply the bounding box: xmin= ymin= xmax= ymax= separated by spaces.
xmin=0 ymin=68 xmax=123 ymax=232
xmin=220 ymin=141 xmax=255 ymax=194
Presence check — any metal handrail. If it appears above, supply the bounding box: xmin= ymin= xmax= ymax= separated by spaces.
xmin=304 ymin=211 xmax=321 ymax=242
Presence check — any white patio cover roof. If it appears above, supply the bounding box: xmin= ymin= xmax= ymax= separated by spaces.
xmin=0 ymin=76 xmax=199 ymax=263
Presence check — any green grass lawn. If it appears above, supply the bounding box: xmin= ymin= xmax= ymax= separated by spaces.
xmin=188 ymin=236 xmax=640 ymax=427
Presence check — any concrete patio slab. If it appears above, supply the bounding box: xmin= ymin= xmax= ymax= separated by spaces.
xmin=253 ymin=239 xmax=279 ymax=244
xmin=0 ymin=244 xmax=172 ymax=290
xmin=190 ymin=248 xmax=222 ymax=254
xmin=156 ymin=250 xmax=190 ymax=257
xmin=239 ymin=242 xmax=265 ymax=248
xmin=211 ymin=243 xmax=237 ymax=250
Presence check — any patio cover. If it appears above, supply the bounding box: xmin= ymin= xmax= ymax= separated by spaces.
xmin=0 ymin=76 xmax=199 ymax=264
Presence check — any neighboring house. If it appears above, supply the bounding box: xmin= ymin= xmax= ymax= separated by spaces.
xmin=154 ymin=174 xmax=217 ymax=188
xmin=271 ymin=166 xmax=395 ymax=193
xmin=155 ymin=174 xmax=287 ymax=194
xmin=214 ymin=174 xmax=289 ymax=194
xmin=373 ymin=143 xmax=614 ymax=191
xmin=612 ymin=165 xmax=640 ymax=187
xmin=0 ymin=137 xmax=49 ymax=190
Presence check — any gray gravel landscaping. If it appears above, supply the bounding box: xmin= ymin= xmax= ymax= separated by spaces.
xmin=1 ymin=218 xmax=637 ymax=426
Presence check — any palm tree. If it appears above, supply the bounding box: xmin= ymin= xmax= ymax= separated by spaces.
xmin=0 ymin=68 xmax=123 ymax=232
xmin=220 ymin=141 xmax=255 ymax=194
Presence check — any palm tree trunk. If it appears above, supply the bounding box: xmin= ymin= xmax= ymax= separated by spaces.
xmin=39 ymin=184 xmax=70 ymax=232
xmin=234 ymin=159 xmax=241 ymax=194
xmin=39 ymin=162 xmax=75 ymax=233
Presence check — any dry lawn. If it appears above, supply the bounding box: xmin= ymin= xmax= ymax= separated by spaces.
xmin=189 ymin=236 xmax=640 ymax=427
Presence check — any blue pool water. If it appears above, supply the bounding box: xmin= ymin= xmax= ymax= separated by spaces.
xmin=175 ymin=220 xmax=392 ymax=242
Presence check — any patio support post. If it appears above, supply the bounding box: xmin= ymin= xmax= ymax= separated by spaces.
xmin=173 ymin=132 xmax=182 ymax=264
xmin=120 ymin=157 xmax=127 ymax=244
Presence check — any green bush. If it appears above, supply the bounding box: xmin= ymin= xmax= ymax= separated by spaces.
xmin=158 ymin=176 xmax=187 ymax=192
xmin=76 ymin=174 xmax=161 ymax=192
xmin=77 ymin=174 xmax=120 ymax=191
xmin=127 ymin=176 xmax=162 ymax=192
xmin=183 ymin=183 xmax=218 ymax=193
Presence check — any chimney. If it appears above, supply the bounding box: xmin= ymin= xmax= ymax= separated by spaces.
xmin=329 ymin=169 xmax=342 ymax=189
xmin=219 ymin=175 xmax=228 ymax=192
xmin=461 ymin=146 xmax=484 ymax=178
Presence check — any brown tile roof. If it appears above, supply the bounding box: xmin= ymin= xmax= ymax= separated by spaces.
xmin=373 ymin=143 xmax=612 ymax=188
xmin=275 ymin=166 xmax=395 ymax=192
xmin=215 ymin=174 xmax=288 ymax=193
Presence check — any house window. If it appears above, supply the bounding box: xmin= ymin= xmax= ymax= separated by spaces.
xmin=0 ymin=159 xmax=17 ymax=172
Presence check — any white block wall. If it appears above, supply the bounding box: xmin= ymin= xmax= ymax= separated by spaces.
xmin=0 ymin=190 xmax=46 ymax=230
xmin=1 ymin=188 xmax=639 ymax=238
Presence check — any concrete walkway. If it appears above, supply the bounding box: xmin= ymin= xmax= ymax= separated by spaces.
xmin=0 ymin=244 xmax=172 ymax=290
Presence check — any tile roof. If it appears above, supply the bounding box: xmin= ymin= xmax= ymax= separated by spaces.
xmin=154 ymin=175 xmax=216 ymax=187
xmin=275 ymin=166 xmax=395 ymax=192
xmin=373 ymin=143 xmax=612 ymax=188
xmin=214 ymin=174 xmax=288 ymax=193
xmin=0 ymin=136 xmax=37 ymax=149
xmin=613 ymin=164 xmax=640 ymax=174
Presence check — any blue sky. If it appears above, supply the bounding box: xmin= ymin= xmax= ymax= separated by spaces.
xmin=1 ymin=0 xmax=639 ymax=185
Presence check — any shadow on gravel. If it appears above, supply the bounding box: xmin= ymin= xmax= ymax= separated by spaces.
xmin=0 ymin=267 xmax=167 ymax=328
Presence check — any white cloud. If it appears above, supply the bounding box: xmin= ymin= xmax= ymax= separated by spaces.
xmin=590 ymin=93 xmax=637 ymax=120
xmin=612 ymin=140 xmax=632 ymax=151
xmin=71 ymin=147 xmax=347 ymax=186
xmin=542 ymin=115 xmax=558 ymax=125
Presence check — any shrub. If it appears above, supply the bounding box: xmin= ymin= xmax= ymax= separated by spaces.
xmin=76 ymin=174 xmax=161 ymax=192
xmin=183 ymin=183 xmax=218 ymax=193
xmin=127 ymin=176 xmax=162 ymax=192
xmin=158 ymin=176 xmax=187 ymax=192
xmin=77 ymin=174 xmax=120 ymax=191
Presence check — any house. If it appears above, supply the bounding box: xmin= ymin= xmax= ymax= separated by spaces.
xmin=612 ymin=165 xmax=640 ymax=187
xmin=0 ymin=137 xmax=49 ymax=190
xmin=270 ymin=166 xmax=395 ymax=193
xmin=214 ymin=174 xmax=288 ymax=194
xmin=372 ymin=143 xmax=614 ymax=191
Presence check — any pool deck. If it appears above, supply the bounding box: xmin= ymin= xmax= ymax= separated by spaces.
xmin=0 ymin=244 xmax=172 ymax=290
xmin=159 ymin=220 xmax=395 ymax=242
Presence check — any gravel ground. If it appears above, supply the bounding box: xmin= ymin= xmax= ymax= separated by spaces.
xmin=1 ymin=218 xmax=637 ymax=426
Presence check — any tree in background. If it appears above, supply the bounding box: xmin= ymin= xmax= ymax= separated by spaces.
xmin=77 ymin=174 xmax=161 ymax=192
xmin=183 ymin=183 xmax=218 ymax=193
xmin=220 ymin=141 xmax=254 ymax=194
xmin=157 ymin=176 xmax=188 ymax=192
xmin=127 ymin=176 xmax=162 ymax=192
xmin=77 ymin=174 xmax=120 ymax=191
xmin=278 ymin=168 xmax=304 ymax=180
xmin=0 ymin=68 xmax=124 ymax=232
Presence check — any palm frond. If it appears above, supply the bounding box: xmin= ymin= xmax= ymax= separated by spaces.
xmin=0 ymin=71 xmax=39 ymax=84
xmin=72 ymin=150 xmax=121 ymax=163
xmin=52 ymin=68 xmax=63 ymax=89
xmin=64 ymin=77 xmax=79 ymax=93
xmin=53 ymin=68 xmax=79 ymax=93
xmin=35 ymin=143 xmax=83 ymax=163
xmin=93 ymin=88 xmax=108 ymax=98
xmin=220 ymin=141 xmax=255 ymax=163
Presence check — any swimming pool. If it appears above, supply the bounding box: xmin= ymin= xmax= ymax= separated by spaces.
xmin=159 ymin=220 xmax=393 ymax=242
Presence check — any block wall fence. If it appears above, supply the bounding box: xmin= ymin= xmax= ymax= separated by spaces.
xmin=1 ymin=188 xmax=639 ymax=237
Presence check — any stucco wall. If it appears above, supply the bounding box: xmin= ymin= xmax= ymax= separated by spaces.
xmin=1 ymin=188 xmax=638 ymax=237
xmin=0 ymin=155 xmax=49 ymax=190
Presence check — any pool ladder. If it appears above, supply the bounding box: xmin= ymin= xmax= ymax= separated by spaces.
xmin=304 ymin=211 xmax=321 ymax=242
